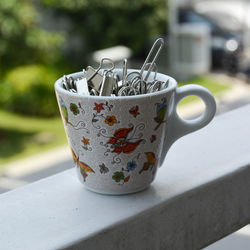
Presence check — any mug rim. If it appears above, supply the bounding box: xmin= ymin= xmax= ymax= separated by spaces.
xmin=54 ymin=69 xmax=177 ymax=100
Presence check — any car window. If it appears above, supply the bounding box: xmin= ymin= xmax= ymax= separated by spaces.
xmin=179 ymin=10 xmax=217 ymax=32
xmin=204 ymin=11 xmax=242 ymax=32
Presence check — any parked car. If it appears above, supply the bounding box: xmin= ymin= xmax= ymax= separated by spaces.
xmin=178 ymin=7 xmax=244 ymax=74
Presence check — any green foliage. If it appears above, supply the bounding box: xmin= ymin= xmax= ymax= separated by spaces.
xmin=0 ymin=0 xmax=64 ymax=69
xmin=178 ymin=76 xmax=231 ymax=105
xmin=0 ymin=0 xmax=168 ymax=117
xmin=41 ymin=0 xmax=167 ymax=66
xmin=0 ymin=65 xmax=60 ymax=117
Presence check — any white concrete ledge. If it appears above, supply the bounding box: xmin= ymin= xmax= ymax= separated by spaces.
xmin=1 ymin=105 xmax=250 ymax=250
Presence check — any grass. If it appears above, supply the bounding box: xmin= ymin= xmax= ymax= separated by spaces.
xmin=178 ymin=75 xmax=231 ymax=105
xmin=0 ymin=109 xmax=66 ymax=165
xmin=0 ymin=74 xmax=231 ymax=165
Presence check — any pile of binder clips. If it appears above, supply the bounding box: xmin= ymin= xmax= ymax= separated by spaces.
xmin=62 ymin=38 xmax=169 ymax=96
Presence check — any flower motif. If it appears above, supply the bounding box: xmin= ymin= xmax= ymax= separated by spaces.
xmin=112 ymin=171 xmax=124 ymax=182
xmin=70 ymin=103 xmax=80 ymax=115
xmin=126 ymin=160 xmax=137 ymax=171
xmin=107 ymin=127 xmax=143 ymax=154
xmin=81 ymin=136 xmax=89 ymax=146
xmin=94 ymin=103 xmax=104 ymax=113
xmin=129 ymin=105 xmax=140 ymax=118
xmin=105 ymin=115 xmax=117 ymax=126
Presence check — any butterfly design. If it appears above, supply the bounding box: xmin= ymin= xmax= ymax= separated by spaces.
xmin=107 ymin=126 xmax=143 ymax=154
xmin=129 ymin=105 xmax=140 ymax=118
xmin=99 ymin=163 xmax=109 ymax=174
xmin=71 ymin=149 xmax=95 ymax=182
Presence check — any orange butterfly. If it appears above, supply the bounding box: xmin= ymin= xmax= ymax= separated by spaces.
xmin=71 ymin=149 xmax=95 ymax=182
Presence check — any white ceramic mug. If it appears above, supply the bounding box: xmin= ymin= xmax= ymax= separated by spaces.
xmin=55 ymin=70 xmax=216 ymax=195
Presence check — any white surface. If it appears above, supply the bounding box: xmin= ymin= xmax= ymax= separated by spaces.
xmin=205 ymin=225 xmax=250 ymax=250
xmin=171 ymin=23 xmax=211 ymax=77
xmin=92 ymin=46 xmax=132 ymax=62
xmin=0 ymin=105 xmax=250 ymax=250
xmin=2 ymin=145 xmax=71 ymax=178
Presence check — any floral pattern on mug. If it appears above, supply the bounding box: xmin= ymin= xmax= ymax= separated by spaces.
xmin=92 ymin=101 xmax=116 ymax=128
xmin=112 ymin=170 xmax=130 ymax=185
xmin=129 ymin=105 xmax=140 ymax=118
xmin=112 ymin=171 xmax=128 ymax=183
xmin=94 ymin=103 xmax=105 ymax=113
xmin=70 ymin=103 xmax=80 ymax=115
xmin=57 ymin=88 xmax=168 ymax=190
xmin=112 ymin=154 xmax=140 ymax=185
xmin=55 ymin=69 xmax=216 ymax=195
xmin=81 ymin=136 xmax=92 ymax=151
xmin=105 ymin=115 xmax=117 ymax=126
xmin=59 ymin=97 xmax=89 ymax=132
xmin=106 ymin=126 xmax=144 ymax=154
xmin=126 ymin=160 xmax=137 ymax=171
xmin=97 ymin=121 xmax=146 ymax=164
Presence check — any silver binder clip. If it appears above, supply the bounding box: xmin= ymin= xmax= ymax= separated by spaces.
xmin=76 ymin=77 xmax=89 ymax=95
xmin=83 ymin=58 xmax=115 ymax=92
xmin=89 ymin=88 xmax=99 ymax=96
xmin=61 ymin=38 xmax=166 ymax=96
xmin=116 ymin=58 xmax=128 ymax=91
xmin=121 ymin=58 xmax=128 ymax=86
xmin=99 ymin=70 xmax=117 ymax=96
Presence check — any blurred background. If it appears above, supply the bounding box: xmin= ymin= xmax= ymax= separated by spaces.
xmin=0 ymin=0 xmax=250 ymax=248
xmin=1 ymin=0 xmax=250 ymax=190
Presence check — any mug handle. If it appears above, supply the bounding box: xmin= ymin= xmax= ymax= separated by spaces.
xmin=159 ymin=84 xmax=216 ymax=166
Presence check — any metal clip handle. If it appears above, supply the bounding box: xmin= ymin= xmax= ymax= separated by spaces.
xmin=140 ymin=38 xmax=164 ymax=82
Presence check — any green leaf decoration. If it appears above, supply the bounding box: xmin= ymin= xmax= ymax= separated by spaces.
xmin=112 ymin=171 xmax=125 ymax=182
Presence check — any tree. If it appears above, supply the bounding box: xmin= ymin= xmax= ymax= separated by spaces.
xmin=0 ymin=0 xmax=64 ymax=70
xmin=41 ymin=0 xmax=167 ymax=66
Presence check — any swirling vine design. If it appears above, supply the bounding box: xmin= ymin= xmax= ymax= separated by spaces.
xmin=128 ymin=123 xmax=145 ymax=140
xmin=97 ymin=128 xmax=110 ymax=138
xmin=112 ymin=154 xmax=121 ymax=164
xmin=70 ymin=121 xmax=90 ymax=133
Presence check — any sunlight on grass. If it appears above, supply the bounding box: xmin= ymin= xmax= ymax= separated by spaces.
xmin=0 ymin=109 xmax=66 ymax=165
xmin=178 ymin=75 xmax=231 ymax=105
